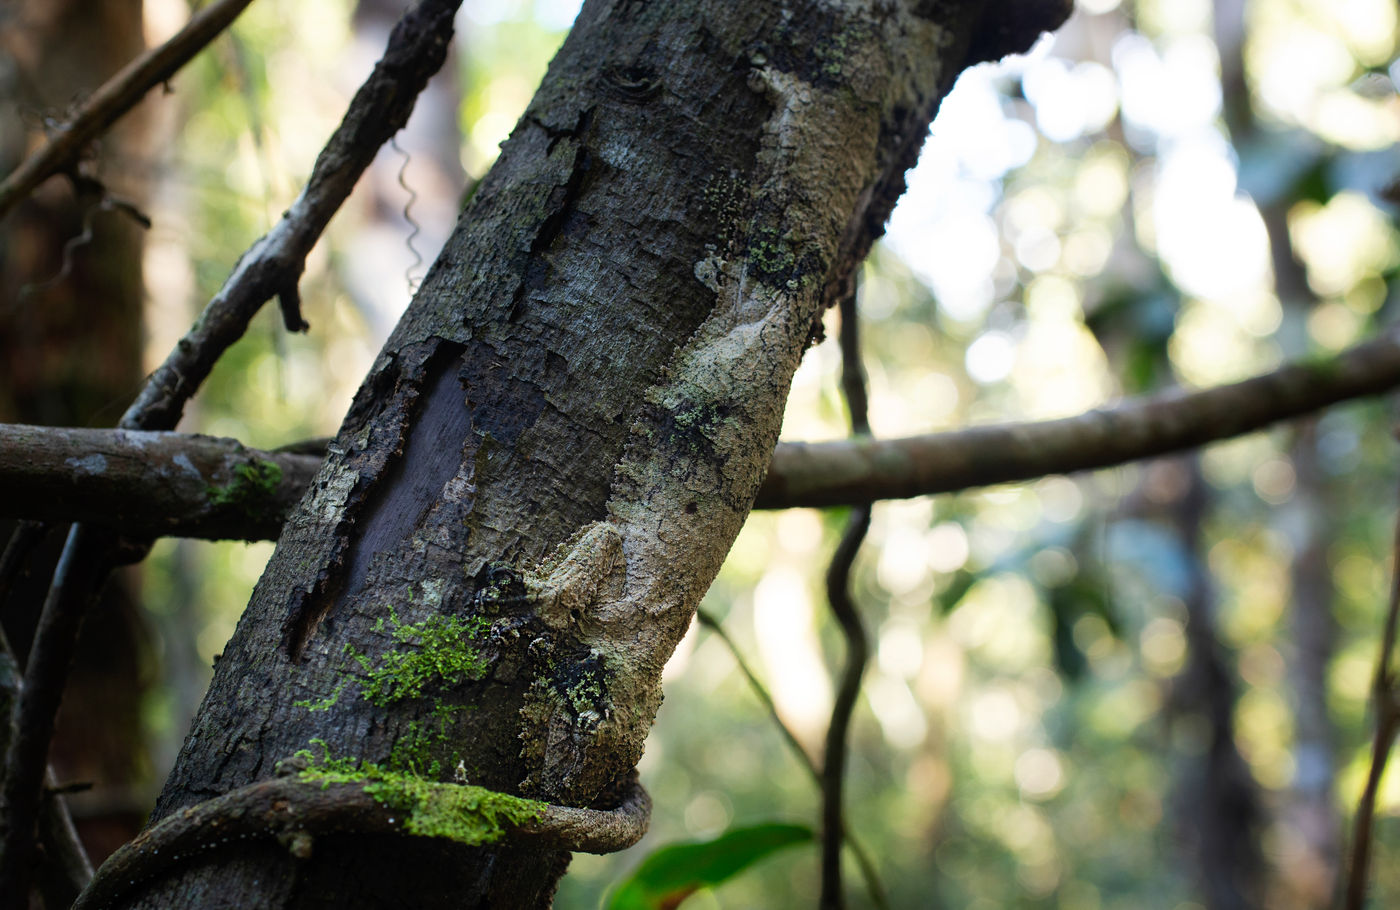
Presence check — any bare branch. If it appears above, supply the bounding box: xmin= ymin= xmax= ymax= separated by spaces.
xmin=0 ymin=523 xmax=48 ymax=608
xmin=0 ymin=425 xmax=319 ymax=541
xmin=120 ymin=0 xmax=463 ymax=431
xmin=6 ymin=329 xmax=1400 ymax=539
xmin=757 ymin=328 xmax=1400 ymax=508
xmin=0 ymin=625 xmax=94 ymax=907
xmin=0 ymin=0 xmax=256 ymax=221
xmin=0 ymin=525 xmax=117 ymax=905
xmin=34 ymin=768 xmax=94 ymax=910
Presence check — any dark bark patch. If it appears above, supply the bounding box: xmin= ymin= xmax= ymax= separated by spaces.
xmin=341 ymin=340 xmax=471 ymax=598
xmin=745 ymin=9 xmax=872 ymax=91
xmin=540 ymin=647 xmax=611 ymax=719
xmin=284 ymin=339 xmax=472 ymax=660
xmin=968 ymin=0 xmax=1074 ymax=65
xmin=599 ymin=63 xmax=662 ymax=103
xmin=460 ymin=347 xmax=549 ymax=450
xmin=342 ymin=351 xmax=401 ymax=437
xmin=658 ymin=399 xmax=733 ymax=464
xmin=914 ymin=0 xmax=1073 ymax=66
xmin=472 ymin=562 xmax=529 ymax=617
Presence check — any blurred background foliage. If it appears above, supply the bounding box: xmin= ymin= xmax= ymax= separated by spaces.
xmin=23 ymin=0 xmax=1400 ymax=906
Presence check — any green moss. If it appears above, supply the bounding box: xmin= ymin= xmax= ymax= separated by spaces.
xmin=294 ymin=738 xmax=361 ymax=777
xmin=748 ymin=225 xmax=795 ymax=280
xmin=207 ymin=459 xmax=283 ymax=517
xmin=293 ymin=682 xmax=346 ymax=712
xmin=295 ymin=742 xmax=545 ymax=846
xmin=812 ymin=22 xmax=873 ymax=83
xmin=322 ymin=604 xmax=492 ymax=784
xmin=380 ymin=776 xmax=544 ymax=845
xmin=815 ymin=38 xmax=846 ymax=77
xmin=565 ymin=665 xmax=606 ymax=716
xmin=344 ymin=606 xmax=491 ymax=707
xmin=387 ymin=702 xmax=465 ymax=777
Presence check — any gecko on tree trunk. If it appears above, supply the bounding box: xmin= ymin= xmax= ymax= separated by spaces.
xmin=109 ymin=2 xmax=1071 ymax=906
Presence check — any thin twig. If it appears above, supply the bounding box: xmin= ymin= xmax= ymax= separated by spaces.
xmin=696 ymin=609 xmax=820 ymax=779
xmin=0 ymin=535 xmax=92 ymax=898
xmin=820 ymin=288 xmax=874 ymax=910
xmin=34 ymin=765 xmax=95 ymax=910
xmin=0 ymin=525 xmax=116 ymax=906
xmin=76 ymin=771 xmax=650 ymax=910
xmin=694 ymin=610 xmax=887 ymax=908
xmin=119 ymin=0 xmax=463 ymax=431
xmin=1341 ymin=482 xmax=1400 ymax=910
xmin=0 ymin=624 xmax=94 ymax=906
xmin=0 ymin=0 xmax=256 ymax=221
xmin=0 ymin=522 xmax=49 ymax=611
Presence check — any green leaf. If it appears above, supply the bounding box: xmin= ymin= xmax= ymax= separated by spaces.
xmin=606 ymin=823 xmax=814 ymax=910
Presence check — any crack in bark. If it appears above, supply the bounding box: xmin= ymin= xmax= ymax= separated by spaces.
xmin=283 ymin=340 xmax=473 ymax=661
xmin=508 ymin=109 xmax=598 ymax=325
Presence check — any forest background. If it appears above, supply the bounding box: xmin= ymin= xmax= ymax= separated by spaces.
xmin=3 ymin=0 xmax=1400 ymax=908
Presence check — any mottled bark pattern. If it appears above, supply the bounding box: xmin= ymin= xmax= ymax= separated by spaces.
xmin=124 ymin=1 xmax=1068 ymax=906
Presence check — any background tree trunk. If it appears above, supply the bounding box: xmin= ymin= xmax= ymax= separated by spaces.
xmin=115 ymin=1 xmax=1070 ymax=906
xmin=0 ymin=0 xmax=159 ymax=865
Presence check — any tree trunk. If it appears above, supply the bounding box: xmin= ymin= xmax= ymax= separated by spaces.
xmin=115 ymin=1 xmax=1070 ymax=906
xmin=0 ymin=0 xmax=157 ymax=866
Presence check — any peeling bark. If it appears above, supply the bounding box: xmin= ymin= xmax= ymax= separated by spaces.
xmin=107 ymin=1 xmax=1071 ymax=906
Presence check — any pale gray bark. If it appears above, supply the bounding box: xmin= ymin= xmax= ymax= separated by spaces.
xmin=97 ymin=2 xmax=1072 ymax=906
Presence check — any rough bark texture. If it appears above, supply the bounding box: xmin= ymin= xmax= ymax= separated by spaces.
xmin=0 ymin=424 xmax=321 ymax=542
xmin=114 ymin=1 xmax=1070 ymax=906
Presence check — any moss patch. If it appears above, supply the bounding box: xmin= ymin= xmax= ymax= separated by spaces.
xmin=208 ymin=459 xmax=283 ymax=518
xmin=747 ymin=225 xmax=796 ymax=281
xmin=295 ymin=741 xmax=544 ymax=847
xmin=345 ymin=606 xmax=491 ymax=707
xmin=293 ymin=682 xmax=346 ymax=712
xmin=387 ymin=702 xmax=465 ymax=778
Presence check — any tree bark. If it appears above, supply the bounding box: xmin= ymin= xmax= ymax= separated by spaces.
xmin=108 ymin=1 xmax=1071 ymax=906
